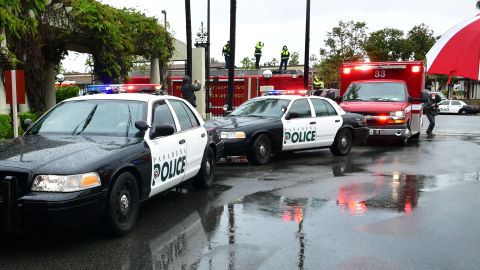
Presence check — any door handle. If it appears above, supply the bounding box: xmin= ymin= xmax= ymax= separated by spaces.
xmin=201 ymin=133 xmax=206 ymax=138
xmin=335 ymin=119 xmax=340 ymax=122
xmin=310 ymin=121 xmax=316 ymax=125
xmin=179 ymin=139 xmax=186 ymax=144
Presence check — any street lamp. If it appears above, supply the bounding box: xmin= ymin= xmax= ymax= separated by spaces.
xmin=263 ymin=69 xmax=272 ymax=86
xmin=194 ymin=22 xmax=208 ymax=48
xmin=161 ymin=10 xmax=167 ymax=28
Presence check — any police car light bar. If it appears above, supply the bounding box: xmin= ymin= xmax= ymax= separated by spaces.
xmin=264 ymin=89 xmax=308 ymax=96
xmin=86 ymin=84 xmax=161 ymax=95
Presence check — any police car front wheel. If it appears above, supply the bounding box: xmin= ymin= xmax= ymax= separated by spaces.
xmin=330 ymin=129 xmax=352 ymax=156
xmin=248 ymin=134 xmax=272 ymax=165
xmin=106 ymin=172 xmax=140 ymax=236
xmin=192 ymin=147 xmax=216 ymax=188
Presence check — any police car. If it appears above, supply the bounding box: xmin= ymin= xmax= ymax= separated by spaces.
xmin=0 ymin=94 xmax=221 ymax=235
xmin=205 ymin=93 xmax=369 ymax=165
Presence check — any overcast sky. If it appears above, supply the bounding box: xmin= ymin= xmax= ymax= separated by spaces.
xmin=63 ymin=0 xmax=478 ymax=72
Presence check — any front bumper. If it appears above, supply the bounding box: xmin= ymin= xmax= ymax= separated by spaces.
xmin=222 ymin=139 xmax=251 ymax=157
xmin=366 ymin=124 xmax=409 ymax=138
xmin=1 ymin=176 xmax=107 ymax=232
xmin=352 ymin=127 xmax=370 ymax=144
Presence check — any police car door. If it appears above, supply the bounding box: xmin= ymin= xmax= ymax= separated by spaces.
xmin=148 ymin=100 xmax=186 ymax=196
xmin=168 ymin=99 xmax=207 ymax=180
xmin=282 ymin=98 xmax=317 ymax=150
xmin=309 ymin=98 xmax=343 ymax=147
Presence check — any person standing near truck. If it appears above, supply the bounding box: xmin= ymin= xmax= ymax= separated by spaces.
xmin=279 ymin=45 xmax=290 ymax=71
xmin=254 ymin=41 xmax=264 ymax=69
xmin=423 ymin=92 xmax=440 ymax=138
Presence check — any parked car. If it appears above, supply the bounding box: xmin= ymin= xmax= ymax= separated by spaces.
xmin=438 ymin=100 xmax=480 ymax=114
xmin=205 ymin=95 xmax=369 ymax=165
xmin=0 ymin=94 xmax=222 ymax=235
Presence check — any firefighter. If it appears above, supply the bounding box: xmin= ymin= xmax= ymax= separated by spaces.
xmin=279 ymin=45 xmax=290 ymax=71
xmin=312 ymin=76 xmax=325 ymax=96
xmin=254 ymin=41 xmax=264 ymax=69
xmin=222 ymin=41 xmax=231 ymax=69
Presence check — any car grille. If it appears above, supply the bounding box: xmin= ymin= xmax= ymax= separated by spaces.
xmin=354 ymin=112 xmax=385 ymax=126
xmin=0 ymin=171 xmax=30 ymax=198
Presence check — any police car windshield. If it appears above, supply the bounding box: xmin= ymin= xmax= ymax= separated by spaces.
xmin=28 ymin=100 xmax=147 ymax=137
xmin=231 ymin=98 xmax=290 ymax=118
xmin=344 ymin=82 xmax=407 ymax=102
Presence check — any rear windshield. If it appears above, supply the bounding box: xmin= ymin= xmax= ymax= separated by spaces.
xmin=344 ymin=82 xmax=407 ymax=102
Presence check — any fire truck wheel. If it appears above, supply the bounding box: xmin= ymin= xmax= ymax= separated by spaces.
xmin=330 ymin=128 xmax=352 ymax=156
xmin=248 ymin=134 xmax=272 ymax=165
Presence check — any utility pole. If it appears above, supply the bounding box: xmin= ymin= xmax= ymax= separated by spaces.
xmin=304 ymin=0 xmax=311 ymax=89
xmin=206 ymin=0 xmax=211 ymax=114
xmin=185 ymin=0 xmax=193 ymax=78
xmin=227 ymin=0 xmax=237 ymax=111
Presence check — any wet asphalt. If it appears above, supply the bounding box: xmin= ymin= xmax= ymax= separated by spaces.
xmin=1 ymin=115 xmax=480 ymax=270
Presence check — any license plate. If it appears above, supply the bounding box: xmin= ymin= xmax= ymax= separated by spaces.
xmin=369 ymin=129 xmax=381 ymax=135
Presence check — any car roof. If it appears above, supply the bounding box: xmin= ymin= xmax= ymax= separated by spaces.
xmin=67 ymin=93 xmax=181 ymax=103
xmin=253 ymin=95 xmax=331 ymax=101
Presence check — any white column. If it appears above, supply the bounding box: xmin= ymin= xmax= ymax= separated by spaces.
xmin=192 ymin=47 xmax=206 ymax=119
xmin=44 ymin=62 xmax=56 ymax=110
xmin=150 ymin=57 xmax=160 ymax=84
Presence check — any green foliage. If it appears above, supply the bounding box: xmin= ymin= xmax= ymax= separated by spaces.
xmin=289 ymin=52 xmax=300 ymax=65
xmin=363 ymin=28 xmax=406 ymax=61
xmin=56 ymin=85 xmax=80 ymax=103
xmin=19 ymin=111 xmax=42 ymax=123
xmin=0 ymin=114 xmax=12 ymax=139
xmin=264 ymin=58 xmax=278 ymax=67
xmin=321 ymin=21 xmax=368 ymax=62
xmin=70 ymin=0 xmax=174 ymax=83
xmin=404 ymin=24 xmax=436 ymax=61
xmin=240 ymin=57 xmax=255 ymax=69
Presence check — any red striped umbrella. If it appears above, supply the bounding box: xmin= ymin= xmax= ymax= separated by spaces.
xmin=426 ymin=15 xmax=480 ymax=81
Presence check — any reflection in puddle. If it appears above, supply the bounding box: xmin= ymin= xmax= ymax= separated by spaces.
xmin=336 ymin=173 xmax=425 ymax=216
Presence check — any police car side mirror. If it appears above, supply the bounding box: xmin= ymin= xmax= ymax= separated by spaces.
xmin=135 ymin=121 xmax=149 ymax=132
xmin=150 ymin=124 xmax=175 ymax=139
xmin=286 ymin=112 xmax=300 ymax=120
xmin=21 ymin=119 xmax=32 ymax=131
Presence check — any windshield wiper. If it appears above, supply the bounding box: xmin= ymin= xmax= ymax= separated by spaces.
xmin=72 ymin=105 xmax=98 ymax=135
xmin=125 ymin=104 xmax=132 ymax=138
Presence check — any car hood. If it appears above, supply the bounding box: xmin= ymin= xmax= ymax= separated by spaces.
xmin=205 ymin=116 xmax=277 ymax=130
xmin=0 ymin=135 xmax=143 ymax=174
xmin=340 ymin=102 xmax=409 ymax=114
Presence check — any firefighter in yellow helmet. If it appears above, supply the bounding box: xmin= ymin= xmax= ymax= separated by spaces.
xmin=279 ymin=45 xmax=290 ymax=71
xmin=312 ymin=76 xmax=325 ymax=96
xmin=254 ymin=41 xmax=264 ymax=69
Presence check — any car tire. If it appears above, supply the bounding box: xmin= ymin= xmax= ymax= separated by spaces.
xmin=330 ymin=128 xmax=352 ymax=156
xmin=106 ymin=172 xmax=140 ymax=236
xmin=459 ymin=109 xmax=467 ymax=115
xmin=248 ymin=134 xmax=272 ymax=165
xmin=192 ymin=147 xmax=216 ymax=188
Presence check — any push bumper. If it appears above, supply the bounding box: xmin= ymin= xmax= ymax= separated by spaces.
xmin=222 ymin=139 xmax=251 ymax=157
xmin=1 ymin=176 xmax=107 ymax=232
xmin=352 ymin=127 xmax=370 ymax=144
xmin=367 ymin=124 xmax=409 ymax=138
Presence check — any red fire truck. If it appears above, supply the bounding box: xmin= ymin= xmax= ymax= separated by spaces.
xmin=339 ymin=61 xmax=425 ymax=144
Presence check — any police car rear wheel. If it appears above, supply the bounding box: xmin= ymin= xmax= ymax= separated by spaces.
xmin=192 ymin=147 xmax=215 ymax=188
xmin=249 ymin=134 xmax=272 ymax=165
xmin=330 ymin=129 xmax=352 ymax=156
xmin=106 ymin=172 xmax=139 ymax=236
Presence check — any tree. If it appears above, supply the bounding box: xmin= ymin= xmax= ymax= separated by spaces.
xmin=363 ymin=28 xmax=406 ymax=61
xmin=318 ymin=21 xmax=368 ymax=87
xmin=263 ymin=58 xmax=278 ymax=67
xmin=240 ymin=57 xmax=255 ymax=69
xmin=404 ymin=23 xmax=436 ymax=61
xmin=289 ymin=52 xmax=300 ymax=65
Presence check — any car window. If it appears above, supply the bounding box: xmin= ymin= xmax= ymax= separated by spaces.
xmin=288 ymin=99 xmax=312 ymax=118
xmin=28 ymin=100 xmax=146 ymax=137
xmin=439 ymin=100 xmax=449 ymax=106
xmin=324 ymin=100 xmax=338 ymax=115
xmin=152 ymin=101 xmax=176 ymax=132
xmin=451 ymin=101 xmax=461 ymax=106
xmin=169 ymin=100 xmax=199 ymax=131
xmin=231 ymin=98 xmax=290 ymax=118
xmin=310 ymin=98 xmax=329 ymax=117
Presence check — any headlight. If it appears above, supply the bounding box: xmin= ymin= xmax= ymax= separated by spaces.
xmin=390 ymin=111 xmax=404 ymax=117
xmin=31 ymin=172 xmax=101 ymax=192
xmin=220 ymin=131 xmax=246 ymax=140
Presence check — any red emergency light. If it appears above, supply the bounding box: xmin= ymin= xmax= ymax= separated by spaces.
xmin=343 ymin=67 xmax=352 ymax=74
xmin=411 ymin=65 xmax=421 ymax=73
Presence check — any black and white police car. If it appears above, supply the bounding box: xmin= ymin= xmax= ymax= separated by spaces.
xmin=0 ymin=94 xmax=221 ymax=235
xmin=205 ymin=93 xmax=369 ymax=165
